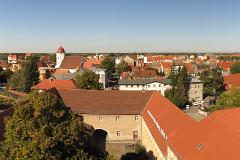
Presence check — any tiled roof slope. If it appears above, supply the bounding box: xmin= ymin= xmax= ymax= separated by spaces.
xmin=141 ymin=92 xmax=197 ymax=155
xmin=170 ymin=108 xmax=240 ymax=160
xmin=56 ymin=89 xmax=154 ymax=115
xmin=142 ymin=91 xmax=240 ymax=159
xmin=32 ymin=79 xmax=77 ymax=90
xmin=60 ymin=56 xmax=84 ymax=69
xmin=224 ymin=73 xmax=240 ymax=90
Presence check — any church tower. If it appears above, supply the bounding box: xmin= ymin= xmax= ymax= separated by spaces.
xmin=55 ymin=46 xmax=65 ymax=68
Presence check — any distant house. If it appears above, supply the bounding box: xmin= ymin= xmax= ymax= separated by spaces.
xmin=188 ymin=77 xmax=203 ymax=102
xmin=118 ymin=79 xmax=171 ymax=96
xmin=8 ymin=53 xmax=23 ymax=64
xmin=224 ymin=73 xmax=240 ymax=90
xmin=132 ymin=69 xmax=157 ymax=79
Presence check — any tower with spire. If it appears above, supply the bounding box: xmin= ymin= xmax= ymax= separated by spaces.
xmin=55 ymin=46 xmax=65 ymax=68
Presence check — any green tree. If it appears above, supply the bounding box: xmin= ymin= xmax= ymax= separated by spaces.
xmin=7 ymin=59 xmax=39 ymax=93
xmin=116 ymin=61 xmax=131 ymax=77
xmin=230 ymin=61 xmax=240 ymax=74
xmin=100 ymin=56 xmax=115 ymax=79
xmin=165 ymin=66 xmax=191 ymax=108
xmin=0 ymin=68 xmax=13 ymax=83
xmin=0 ymin=92 xmax=106 ymax=160
xmin=209 ymin=89 xmax=240 ymax=112
xmin=74 ymin=70 xmax=103 ymax=90
xmin=200 ymin=67 xmax=224 ymax=98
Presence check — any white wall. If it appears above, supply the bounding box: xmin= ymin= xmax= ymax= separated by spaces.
xmin=119 ymin=82 xmax=171 ymax=96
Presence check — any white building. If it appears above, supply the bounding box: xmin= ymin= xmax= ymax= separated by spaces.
xmin=55 ymin=46 xmax=65 ymax=68
xmin=118 ymin=79 xmax=171 ymax=96
xmin=89 ymin=67 xmax=107 ymax=88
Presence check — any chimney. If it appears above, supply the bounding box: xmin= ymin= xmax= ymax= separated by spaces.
xmin=49 ymin=78 xmax=53 ymax=82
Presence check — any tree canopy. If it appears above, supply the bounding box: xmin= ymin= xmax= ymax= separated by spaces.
xmin=209 ymin=89 xmax=240 ymax=112
xmin=7 ymin=59 xmax=39 ymax=93
xmin=199 ymin=67 xmax=224 ymax=98
xmin=116 ymin=61 xmax=131 ymax=77
xmin=74 ymin=70 xmax=103 ymax=90
xmin=165 ymin=66 xmax=191 ymax=108
xmin=230 ymin=61 xmax=240 ymax=74
xmin=100 ymin=56 xmax=115 ymax=79
xmin=0 ymin=68 xmax=12 ymax=83
xmin=0 ymin=92 xmax=106 ymax=160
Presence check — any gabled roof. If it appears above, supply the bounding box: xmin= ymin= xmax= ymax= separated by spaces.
xmin=32 ymin=79 xmax=77 ymax=90
xmin=60 ymin=56 xmax=84 ymax=69
xmin=56 ymin=89 xmax=154 ymax=115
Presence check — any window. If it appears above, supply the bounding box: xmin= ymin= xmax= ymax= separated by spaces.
xmin=133 ymin=131 xmax=138 ymax=139
xmin=137 ymin=85 xmax=139 ymax=88
xmin=117 ymin=131 xmax=121 ymax=136
xmin=142 ymin=84 xmax=144 ymax=87
xmin=126 ymin=85 xmax=128 ymax=88
xmin=135 ymin=116 xmax=139 ymax=121
xmin=131 ymin=85 xmax=133 ymax=88
xmin=99 ymin=117 xmax=103 ymax=121
xmin=153 ymin=84 xmax=156 ymax=88
xmin=159 ymin=84 xmax=161 ymax=87
xmin=116 ymin=116 xmax=119 ymax=122
xmin=148 ymin=85 xmax=150 ymax=87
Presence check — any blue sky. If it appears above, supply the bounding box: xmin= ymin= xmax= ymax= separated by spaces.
xmin=0 ymin=0 xmax=240 ymax=53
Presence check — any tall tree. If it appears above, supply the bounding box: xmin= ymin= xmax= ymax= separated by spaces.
xmin=200 ymin=67 xmax=224 ymax=98
xmin=100 ymin=56 xmax=115 ymax=79
xmin=7 ymin=59 xmax=39 ymax=93
xmin=230 ymin=61 xmax=240 ymax=74
xmin=74 ymin=70 xmax=103 ymax=90
xmin=165 ymin=66 xmax=191 ymax=108
xmin=0 ymin=92 xmax=106 ymax=160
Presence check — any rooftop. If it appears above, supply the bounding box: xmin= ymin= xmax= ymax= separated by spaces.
xmin=56 ymin=89 xmax=154 ymax=115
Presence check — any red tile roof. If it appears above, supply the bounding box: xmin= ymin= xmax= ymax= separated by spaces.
xmin=59 ymin=56 xmax=84 ymax=69
xmin=218 ymin=61 xmax=234 ymax=71
xmin=141 ymin=92 xmax=197 ymax=156
xmin=0 ymin=61 xmax=9 ymax=68
xmin=56 ymin=89 xmax=155 ymax=115
xmin=57 ymin=46 xmax=65 ymax=53
xmin=170 ymin=108 xmax=240 ymax=160
xmin=161 ymin=62 xmax=172 ymax=69
xmin=32 ymin=79 xmax=77 ymax=90
xmin=224 ymin=73 xmax=240 ymax=90
xmin=83 ymin=57 xmax=102 ymax=69
xmin=54 ymin=69 xmax=69 ymax=74
xmin=142 ymin=92 xmax=240 ymax=159
xmin=133 ymin=70 xmax=157 ymax=79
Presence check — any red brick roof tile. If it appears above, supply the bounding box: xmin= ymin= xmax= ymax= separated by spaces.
xmin=32 ymin=79 xmax=77 ymax=90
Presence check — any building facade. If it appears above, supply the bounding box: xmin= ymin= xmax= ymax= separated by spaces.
xmin=118 ymin=79 xmax=171 ymax=96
